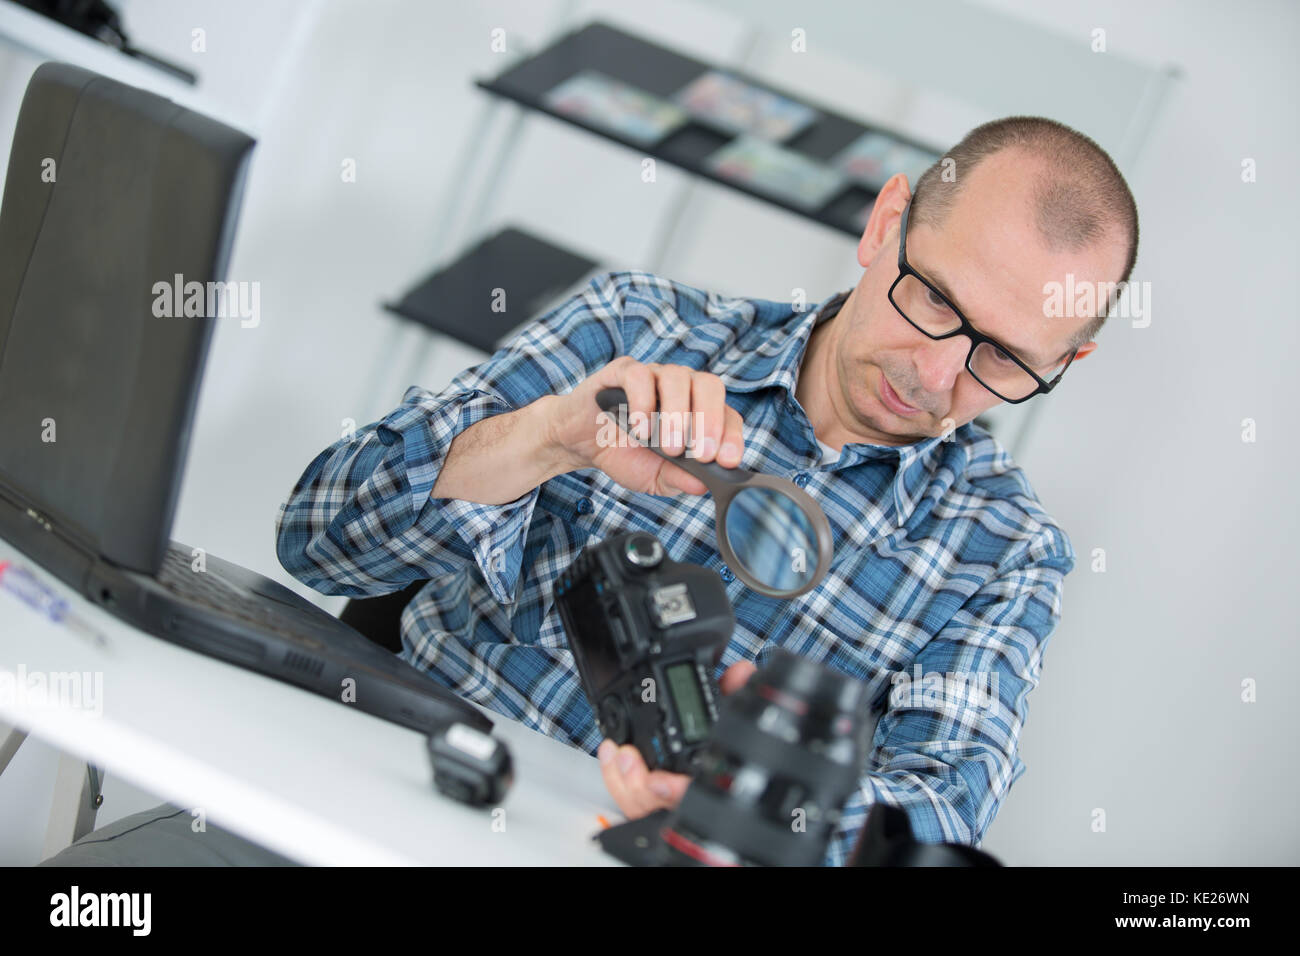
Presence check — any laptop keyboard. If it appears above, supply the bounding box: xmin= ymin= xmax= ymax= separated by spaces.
xmin=157 ymin=546 xmax=324 ymax=644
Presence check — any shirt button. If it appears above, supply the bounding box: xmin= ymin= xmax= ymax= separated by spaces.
xmin=719 ymin=565 xmax=735 ymax=583
xmin=575 ymin=497 xmax=593 ymax=515
xmin=793 ymin=473 xmax=810 ymax=488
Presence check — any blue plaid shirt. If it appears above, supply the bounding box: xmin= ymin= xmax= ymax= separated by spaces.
xmin=275 ymin=270 xmax=1075 ymax=865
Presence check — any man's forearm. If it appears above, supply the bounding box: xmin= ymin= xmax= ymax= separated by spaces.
xmin=431 ymin=394 xmax=575 ymax=505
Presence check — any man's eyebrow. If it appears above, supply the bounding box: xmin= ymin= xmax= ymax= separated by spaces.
xmin=921 ymin=262 xmax=1060 ymax=369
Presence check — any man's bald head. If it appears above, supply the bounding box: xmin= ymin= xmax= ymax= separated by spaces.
xmin=910 ymin=116 xmax=1139 ymax=347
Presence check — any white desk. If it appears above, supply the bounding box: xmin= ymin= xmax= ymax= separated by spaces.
xmin=0 ymin=536 xmax=621 ymax=865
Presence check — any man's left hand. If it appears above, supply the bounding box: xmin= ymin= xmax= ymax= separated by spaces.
xmin=598 ymin=660 xmax=757 ymax=819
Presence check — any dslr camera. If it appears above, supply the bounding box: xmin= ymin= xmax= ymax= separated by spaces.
xmin=554 ymin=531 xmax=734 ymax=773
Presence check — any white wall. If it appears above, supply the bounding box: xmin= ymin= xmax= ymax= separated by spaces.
xmin=0 ymin=0 xmax=1294 ymax=865
xmin=975 ymin=0 xmax=1300 ymax=866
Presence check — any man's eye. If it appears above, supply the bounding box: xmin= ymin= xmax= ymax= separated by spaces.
xmin=990 ymin=346 xmax=1016 ymax=365
xmin=924 ymin=287 xmax=951 ymax=311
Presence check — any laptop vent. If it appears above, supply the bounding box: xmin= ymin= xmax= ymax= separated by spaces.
xmin=282 ymin=649 xmax=325 ymax=678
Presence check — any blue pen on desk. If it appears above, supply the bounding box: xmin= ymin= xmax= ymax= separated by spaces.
xmin=0 ymin=560 xmax=109 ymax=648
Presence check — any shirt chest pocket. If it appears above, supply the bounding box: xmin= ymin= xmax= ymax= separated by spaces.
xmin=535 ymin=471 xmax=690 ymax=538
xmin=536 ymin=472 xmax=594 ymax=517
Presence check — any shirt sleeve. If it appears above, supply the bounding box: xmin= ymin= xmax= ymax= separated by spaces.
xmin=821 ymin=528 xmax=1074 ymax=865
xmin=274 ymin=271 xmax=643 ymax=604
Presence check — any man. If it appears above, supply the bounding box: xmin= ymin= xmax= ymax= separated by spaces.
xmin=275 ymin=115 xmax=1138 ymax=865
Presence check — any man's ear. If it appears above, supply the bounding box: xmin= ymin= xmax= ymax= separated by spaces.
xmin=1071 ymin=341 xmax=1098 ymax=362
xmin=857 ymin=174 xmax=912 ymax=269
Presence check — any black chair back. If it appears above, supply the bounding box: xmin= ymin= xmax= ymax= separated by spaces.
xmin=338 ymin=579 xmax=428 ymax=653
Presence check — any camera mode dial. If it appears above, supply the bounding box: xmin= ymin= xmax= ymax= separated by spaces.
xmin=623 ymin=533 xmax=665 ymax=569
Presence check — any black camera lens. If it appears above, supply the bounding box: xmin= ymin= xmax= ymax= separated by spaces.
xmin=848 ymin=804 xmax=1001 ymax=866
xmin=662 ymin=648 xmax=872 ymax=866
xmin=426 ymin=722 xmax=513 ymax=808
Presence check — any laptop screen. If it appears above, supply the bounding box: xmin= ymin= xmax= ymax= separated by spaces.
xmin=0 ymin=63 xmax=254 ymax=575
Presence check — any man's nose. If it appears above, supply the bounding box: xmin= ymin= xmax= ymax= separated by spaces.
xmin=913 ymin=335 xmax=971 ymax=395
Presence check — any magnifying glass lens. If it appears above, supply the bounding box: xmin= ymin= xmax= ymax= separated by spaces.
xmin=724 ymin=487 xmax=820 ymax=593
xmin=593 ymin=388 xmax=832 ymax=597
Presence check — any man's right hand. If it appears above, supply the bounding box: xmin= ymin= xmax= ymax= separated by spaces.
xmin=430 ymin=357 xmax=745 ymax=506
xmin=545 ymin=356 xmax=746 ymax=497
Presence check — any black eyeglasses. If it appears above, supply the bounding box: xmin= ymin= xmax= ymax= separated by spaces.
xmin=887 ymin=187 xmax=1076 ymax=404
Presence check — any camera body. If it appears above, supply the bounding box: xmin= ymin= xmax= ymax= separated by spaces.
xmin=554 ymin=531 xmax=734 ymax=773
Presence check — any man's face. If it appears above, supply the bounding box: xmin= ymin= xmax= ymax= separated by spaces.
xmin=826 ymin=151 xmax=1122 ymax=446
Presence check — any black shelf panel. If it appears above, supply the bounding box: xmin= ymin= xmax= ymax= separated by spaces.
xmin=476 ymin=21 xmax=942 ymax=238
xmin=384 ymin=227 xmax=598 ymax=353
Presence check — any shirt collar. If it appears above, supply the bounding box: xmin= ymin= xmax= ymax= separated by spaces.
xmin=711 ymin=288 xmax=847 ymax=397
xmin=712 ymin=287 xmax=959 ymax=525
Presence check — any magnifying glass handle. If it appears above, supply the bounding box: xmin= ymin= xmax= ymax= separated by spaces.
xmin=594 ymin=388 xmax=751 ymax=486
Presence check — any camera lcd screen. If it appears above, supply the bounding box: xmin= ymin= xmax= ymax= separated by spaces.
xmin=666 ymin=662 xmax=711 ymax=743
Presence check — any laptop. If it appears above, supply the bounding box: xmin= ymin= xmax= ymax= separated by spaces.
xmin=0 ymin=62 xmax=491 ymax=735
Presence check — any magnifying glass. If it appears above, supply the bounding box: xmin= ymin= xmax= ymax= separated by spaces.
xmin=595 ymin=388 xmax=834 ymax=599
